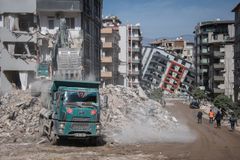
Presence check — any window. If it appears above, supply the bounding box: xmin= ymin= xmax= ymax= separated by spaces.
xmin=0 ymin=15 xmax=2 ymax=21
xmin=48 ymin=19 xmax=54 ymax=29
xmin=66 ymin=18 xmax=75 ymax=29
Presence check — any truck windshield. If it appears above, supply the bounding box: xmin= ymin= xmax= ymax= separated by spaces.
xmin=64 ymin=91 xmax=97 ymax=103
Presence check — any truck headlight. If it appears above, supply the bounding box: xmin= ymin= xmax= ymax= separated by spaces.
xmin=60 ymin=123 xmax=65 ymax=129
xmin=96 ymin=124 xmax=101 ymax=130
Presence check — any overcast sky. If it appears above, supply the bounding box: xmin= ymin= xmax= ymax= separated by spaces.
xmin=103 ymin=0 xmax=239 ymax=38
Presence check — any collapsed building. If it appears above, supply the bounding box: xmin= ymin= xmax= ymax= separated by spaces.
xmin=141 ymin=46 xmax=195 ymax=95
xmin=150 ymin=38 xmax=194 ymax=63
xmin=0 ymin=0 xmax=102 ymax=94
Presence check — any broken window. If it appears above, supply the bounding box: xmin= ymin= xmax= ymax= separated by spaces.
xmin=66 ymin=17 xmax=75 ymax=29
xmin=48 ymin=17 xmax=54 ymax=29
xmin=4 ymin=71 xmax=21 ymax=89
xmin=19 ymin=14 xmax=34 ymax=31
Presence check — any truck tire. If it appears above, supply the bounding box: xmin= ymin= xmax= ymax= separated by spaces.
xmin=89 ymin=136 xmax=102 ymax=146
xmin=39 ymin=117 xmax=46 ymax=137
xmin=49 ymin=126 xmax=59 ymax=145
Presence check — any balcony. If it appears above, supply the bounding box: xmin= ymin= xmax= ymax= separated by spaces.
xmin=214 ymin=76 xmax=224 ymax=81
xmin=129 ymin=58 xmax=140 ymax=64
xmin=37 ymin=0 xmax=82 ymax=12
xmin=101 ymin=28 xmax=113 ymax=34
xmin=199 ymin=52 xmax=211 ymax=56
xmin=101 ymin=56 xmax=112 ymax=63
xmin=201 ymin=38 xmax=208 ymax=43
xmin=101 ymin=71 xmax=112 ymax=78
xmin=214 ymin=88 xmax=225 ymax=93
xmin=129 ymin=47 xmax=140 ymax=52
xmin=214 ymin=63 xmax=224 ymax=69
xmin=102 ymin=42 xmax=113 ymax=48
xmin=129 ymin=36 xmax=141 ymax=41
xmin=214 ymin=51 xmax=225 ymax=57
xmin=199 ymin=60 xmax=209 ymax=65
xmin=129 ymin=70 xmax=140 ymax=75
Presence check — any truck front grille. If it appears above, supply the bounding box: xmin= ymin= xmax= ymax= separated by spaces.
xmin=72 ymin=117 xmax=91 ymax=122
xmin=71 ymin=123 xmax=90 ymax=131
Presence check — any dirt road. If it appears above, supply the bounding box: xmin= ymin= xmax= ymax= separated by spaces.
xmin=0 ymin=101 xmax=240 ymax=160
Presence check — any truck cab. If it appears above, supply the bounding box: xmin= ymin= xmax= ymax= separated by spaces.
xmin=39 ymin=80 xmax=102 ymax=144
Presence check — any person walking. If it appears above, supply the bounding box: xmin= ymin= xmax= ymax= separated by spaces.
xmin=209 ymin=109 xmax=214 ymax=124
xmin=214 ymin=111 xmax=222 ymax=128
xmin=229 ymin=114 xmax=238 ymax=131
xmin=197 ymin=111 xmax=203 ymax=124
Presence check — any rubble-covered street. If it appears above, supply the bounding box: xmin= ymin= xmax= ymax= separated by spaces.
xmin=1 ymin=87 xmax=240 ymax=160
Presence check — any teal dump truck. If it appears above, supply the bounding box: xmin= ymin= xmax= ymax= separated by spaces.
xmin=39 ymin=80 xmax=102 ymax=145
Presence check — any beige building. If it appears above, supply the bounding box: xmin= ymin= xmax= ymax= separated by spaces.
xmin=101 ymin=27 xmax=120 ymax=85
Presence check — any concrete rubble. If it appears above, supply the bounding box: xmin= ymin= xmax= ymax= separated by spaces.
xmin=0 ymin=89 xmax=41 ymax=143
xmin=0 ymin=84 xmax=182 ymax=144
xmin=100 ymin=85 xmax=180 ymax=144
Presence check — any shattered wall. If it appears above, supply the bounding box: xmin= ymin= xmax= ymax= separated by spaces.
xmin=0 ymin=24 xmax=37 ymax=93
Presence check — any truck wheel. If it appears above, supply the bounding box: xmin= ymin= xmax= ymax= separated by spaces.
xmin=89 ymin=137 xmax=102 ymax=146
xmin=39 ymin=118 xmax=46 ymax=137
xmin=49 ymin=126 xmax=58 ymax=145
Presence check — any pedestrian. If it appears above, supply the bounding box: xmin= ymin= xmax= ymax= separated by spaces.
xmin=209 ymin=109 xmax=214 ymax=124
xmin=214 ymin=111 xmax=222 ymax=128
xmin=229 ymin=114 xmax=238 ymax=131
xmin=197 ymin=111 xmax=203 ymax=124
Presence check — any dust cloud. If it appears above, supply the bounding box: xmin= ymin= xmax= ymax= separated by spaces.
xmin=113 ymin=121 xmax=197 ymax=144
xmin=101 ymin=85 xmax=197 ymax=145
xmin=29 ymin=80 xmax=52 ymax=108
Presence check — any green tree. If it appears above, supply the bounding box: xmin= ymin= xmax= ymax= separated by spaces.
xmin=149 ymin=88 xmax=163 ymax=101
xmin=213 ymin=94 xmax=233 ymax=109
xmin=192 ymin=87 xmax=206 ymax=100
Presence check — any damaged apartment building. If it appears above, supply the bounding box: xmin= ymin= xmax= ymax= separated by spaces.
xmin=0 ymin=0 xmax=102 ymax=93
xmin=150 ymin=38 xmax=194 ymax=63
xmin=194 ymin=20 xmax=235 ymax=99
xmin=141 ymin=46 xmax=195 ymax=95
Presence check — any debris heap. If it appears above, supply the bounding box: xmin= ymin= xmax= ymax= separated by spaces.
xmin=100 ymin=85 xmax=179 ymax=144
xmin=0 ymin=89 xmax=41 ymax=143
xmin=0 ymin=85 xmax=192 ymax=144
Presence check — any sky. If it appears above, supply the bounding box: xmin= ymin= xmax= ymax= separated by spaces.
xmin=103 ymin=0 xmax=239 ymax=39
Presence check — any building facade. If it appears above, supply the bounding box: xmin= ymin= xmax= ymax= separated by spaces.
xmin=141 ymin=46 xmax=195 ymax=95
xmin=0 ymin=0 xmax=38 ymax=93
xmin=150 ymin=38 xmax=194 ymax=63
xmin=0 ymin=0 xmax=103 ymax=93
xmin=102 ymin=16 xmax=142 ymax=88
xmin=232 ymin=3 xmax=240 ymax=102
xmin=127 ymin=24 xmax=142 ymax=88
xmin=101 ymin=24 xmax=120 ymax=86
xmin=194 ymin=20 xmax=235 ymax=99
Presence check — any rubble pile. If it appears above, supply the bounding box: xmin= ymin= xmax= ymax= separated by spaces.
xmin=0 ymin=89 xmax=41 ymax=143
xmin=100 ymin=85 xmax=180 ymax=144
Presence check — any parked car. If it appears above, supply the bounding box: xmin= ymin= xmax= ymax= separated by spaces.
xmin=190 ymin=100 xmax=200 ymax=109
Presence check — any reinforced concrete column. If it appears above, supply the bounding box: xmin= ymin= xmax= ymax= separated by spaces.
xmin=19 ymin=71 xmax=28 ymax=90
